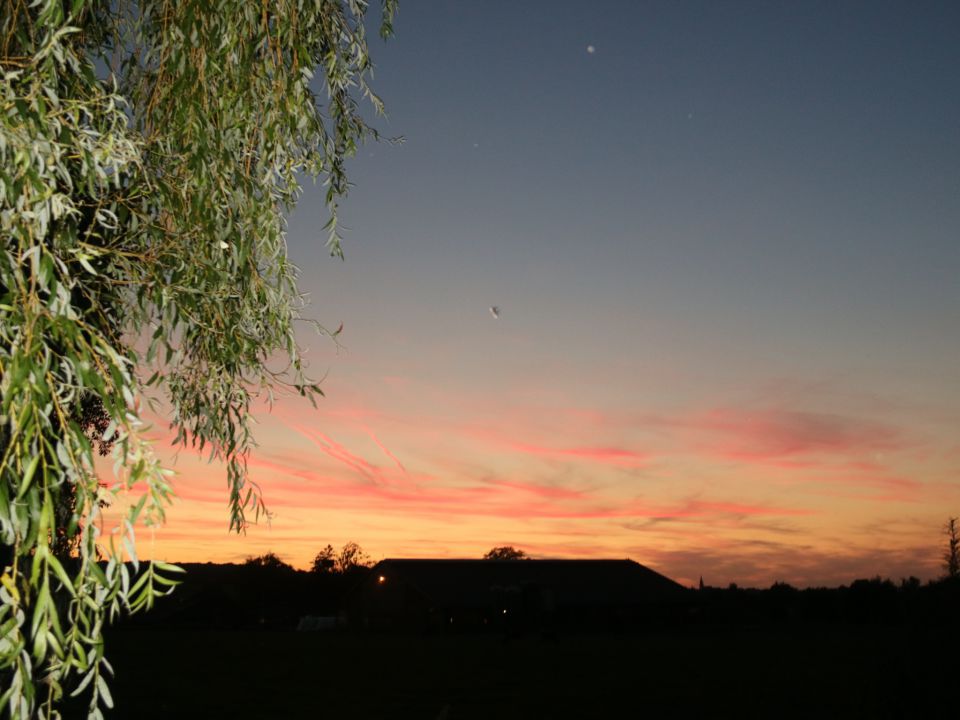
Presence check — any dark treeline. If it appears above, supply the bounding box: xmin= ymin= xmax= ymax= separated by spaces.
xmin=120 ymin=558 xmax=370 ymax=630
xmin=117 ymin=547 xmax=369 ymax=630
xmin=117 ymin=558 xmax=960 ymax=633
xmin=691 ymin=576 xmax=960 ymax=627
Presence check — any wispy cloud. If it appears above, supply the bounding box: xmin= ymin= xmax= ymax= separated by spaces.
xmin=641 ymin=541 xmax=940 ymax=589
xmin=198 ymin=448 xmax=812 ymax=523
xmin=691 ymin=408 xmax=905 ymax=465
xmin=130 ymin=383 xmax=951 ymax=589
xmin=364 ymin=427 xmax=406 ymax=472
xmin=481 ymin=478 xmax=588 ymax=500
xmin=293 ymin=425 xmax=381 ymax=483
xmin=507 ymin=441 xmax=649 ymax=466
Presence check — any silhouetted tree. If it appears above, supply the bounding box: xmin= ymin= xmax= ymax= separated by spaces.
xmin=311 ymin=544 xmax=337 ymax=574
xmin=71 ymin=392 xmax=115 ymax=458
xmin=483 ymin=546 xmax=528 ymax=560
xmin=900 ymin=576 xmax=921 ymax=591
xmin=244 ymin=552 xmax=296 ymax=573
xmin=309 ymin=542 xmax=371 ymax=574
xmin=52 ymin=394 xmax=114 ymax=561
xmin=944 ymin=517 xmax=960 ymax=579
xmin=336 ymin=542 xmax=372 ymax=573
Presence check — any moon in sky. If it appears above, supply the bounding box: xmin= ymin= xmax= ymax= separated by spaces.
xmin=586 ymin=45 xmax=595 ymax=54
xmin=489 ymin=306 xmax=500 ymax=319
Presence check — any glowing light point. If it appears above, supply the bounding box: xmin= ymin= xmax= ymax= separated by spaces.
xmin=378 ymin=575 xmax=386 ymax=584
xmin=586 ymin=45 xmax=595 ymax=54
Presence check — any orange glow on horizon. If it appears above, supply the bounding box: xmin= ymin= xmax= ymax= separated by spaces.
xmin=104 ymin=382 xmax=960 ymax=590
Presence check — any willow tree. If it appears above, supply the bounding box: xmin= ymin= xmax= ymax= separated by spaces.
xmin=0 ymin=0 xmax=396 ymax=717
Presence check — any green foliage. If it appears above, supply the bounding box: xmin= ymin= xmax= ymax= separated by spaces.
xmin=0 ymin=0 xmax=396 ymax=717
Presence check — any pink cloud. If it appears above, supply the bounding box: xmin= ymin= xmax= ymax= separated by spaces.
xmin=157 ymin=437 xmax=809 ymax=525
xmin=218 ymin=461 xmax=809 ymax=522
xmin=622 ymin=498 xmax=812 ymax=521
xmin=799 ymin=473 xmax=924 ymax=503
xmin=381 ymin=375 xmax=411 ymax=389
xmin=672 ymin=499 xmax=811 ymax=518
xmin=482 ymin=478 xmax=588 ymax=501
xmin=693 ymin=409 xmax=904 ymax=465
xmin=507 ymin=442 xmax=649 ymax=466
xmin=293 ymin=425 xmax=380 ymax=482
xmin=641 ymin=541 xmax=942 ymax=589
xmin=364 ymin=427 xmax=406 ymax=472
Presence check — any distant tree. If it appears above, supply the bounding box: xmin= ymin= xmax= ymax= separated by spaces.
xmin=311 ymin=544 xmax=337 ymax=574
xmin=944 ymin=517 xmax=960 ymax=579
xmin=336 ymin=542 xmax=372 ymax=573
xmin=483 ymin=546 xmax=528 ymax=560
xmin=51 ymin=394 xmax=114 ymax=561
xmin=900 ymin=576 xmax=921 ymax=592
xmin=309 ymin=542 xmax=371 ymax=574
xmin=244 ymin=552 xmax=295 ymax=573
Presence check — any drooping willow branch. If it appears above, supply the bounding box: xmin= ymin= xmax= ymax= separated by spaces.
xmin=0 ymin=1 xmax=397 ymax=717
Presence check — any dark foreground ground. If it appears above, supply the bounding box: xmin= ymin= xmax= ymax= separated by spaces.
xmin=97 ymin=624 xmax=957 ymax=719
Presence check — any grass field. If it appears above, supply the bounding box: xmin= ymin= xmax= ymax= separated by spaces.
xmin=99 ymin=624 xmax=956 ymax=719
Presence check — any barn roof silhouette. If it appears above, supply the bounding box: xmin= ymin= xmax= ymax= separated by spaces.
xmin=365 ymin=558 xmax=686 ymax=608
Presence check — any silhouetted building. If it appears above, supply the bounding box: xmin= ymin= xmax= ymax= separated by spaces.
xmin=346 ymin=559 xmax=687 ymax=631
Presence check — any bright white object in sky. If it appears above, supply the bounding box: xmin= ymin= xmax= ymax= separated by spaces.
xmin=489 ymin=306 xmax=500 ymax=319
xmin=586 ymin=45 xmax=595 ymax=54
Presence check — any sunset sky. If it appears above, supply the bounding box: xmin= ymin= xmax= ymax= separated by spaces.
xmin=139 ymin=1 xmax=959 ymax=588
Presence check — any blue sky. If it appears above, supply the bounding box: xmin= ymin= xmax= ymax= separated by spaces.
xmin=155 ymin=1 xmax=960 ymax=587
